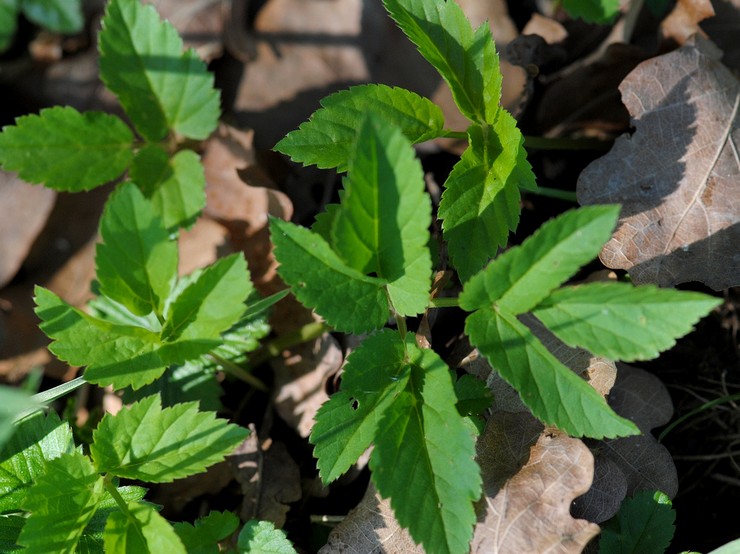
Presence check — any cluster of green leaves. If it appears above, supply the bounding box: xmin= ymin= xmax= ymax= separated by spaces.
xmin=271 ymin=0 xmax=721 ymax=552
xmin=0 ymin=0 xmax=219 ymax=230
xmin=0 ymin=0 xmax=83 ymax=52
xmin=0 ymin=396 xmax=295 ymax=553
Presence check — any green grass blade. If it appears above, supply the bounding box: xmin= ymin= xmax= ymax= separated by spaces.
xmin=0 ymin=107 xmax=133 ymax=191
xmin=460 ymin=205 xmax=620 ymax=314
xmin=466 ymin=307 xmax=639 ymax=438
xmin=533 ymin=283 xmax=722 ymax=361
xmin=274 ymin=84 xmax=445 ymax=171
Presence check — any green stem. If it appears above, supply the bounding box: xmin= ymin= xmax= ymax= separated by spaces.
xmin=246 ymin=321 xmax=331 ymax=368
xmin=523 ymin=136 xmax=611 ymax=151
xmin=658 ymin=392 xmax=740 ymax=442
xmin=428 ymin=297 xmax=460 ymax=309
xmin=525 ymin=187 xmax=578 ymax=202
xmin=396 ymin=313 xmax=408 ymax=342
xmin=208 ymin=353 xmax=269 ymax=392
xmin=438 ymin=130 xmax=468 ymax=140
xmin=31 ymin=376 xmax=87 ymax=405
xmin=103 ymin=474 xmax=130 ymax=512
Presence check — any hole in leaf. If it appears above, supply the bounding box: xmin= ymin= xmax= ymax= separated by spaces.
xmin=350 ymin=398 xmax=359 ymax=411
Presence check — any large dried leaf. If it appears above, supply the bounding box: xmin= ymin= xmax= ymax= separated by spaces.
xmin=577 ymin=37 xmax=739 ymax=289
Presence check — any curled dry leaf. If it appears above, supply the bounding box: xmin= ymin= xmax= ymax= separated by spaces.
xmin=577 ymin=37 xmax=740 ymax=289
xmin=660 ymin=0 xmax=715 ymax=47
xmin=271 ymin=334 xmax=343 ymax=438
xmin=319 ymin=481 xmax=424 ymax=554
xmin=230 ymin=424 xmax=302 ymax=528
xmin=0 ymin=172 xmax=56 ymax=289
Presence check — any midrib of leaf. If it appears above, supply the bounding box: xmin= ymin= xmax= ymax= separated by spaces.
xmin=663 ymin=91 xmax=739 ymax=255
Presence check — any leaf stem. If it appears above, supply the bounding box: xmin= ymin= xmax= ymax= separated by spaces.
xmin=438 ymin=130 xmax=468 ymax=140
xmin=246 ymin=321 xmax=331 ymax=368
xmin=208 ymin=353 xmax=269 ymax=392
xmin=428 ymin=297 xmax=460 ymax=309
xmin=525 ymin=186 xmax=578 ymax=202
xmin=103 ymin=474 xmax=130 ymax=513
xmin=523 ymin=136 xmax=612 ymax=151
xmin=659 ymin=392 xmax=740 ymax=442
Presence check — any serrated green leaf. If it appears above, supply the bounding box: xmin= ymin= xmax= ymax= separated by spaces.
xmin=466 ymin=307 xmax=639 ymax=438
xmin=96 ymin=182 xmax=178 ymax=317
xmin=173 ymin=511 xmax=239 ymax=554
xmin=454 ymin=374 xmax=491 ymax=417
xmin=439 ymin=115 xmax=536 ymax=282
xmin=0 ymin=0 xmax=19 ymax=52
xmin=131 ymin=146 xmax=205 ymax=231
xmin=270 ymin=217 xmax=388 ymax=334
xmin=311 ymin=329 xmax=411 ymax=483
xmin=382 ymin=0 xmax=500 ymax=125
xmin=22 ymin=0 xmax=83 ymax=33
xmin=18 ymin=452 xmax=105 ymax=554
xmin=104 ymin=501 xmax=185 ymax=554
xmin=0 ymin=514 xmax=24 ymax=552
xmin=160 ymin=254 xmax=252 ymax=359
xmin=562 ymin=0 xmax=620 ymax=23
xmin=460 ymin=205 xmax=620 ymax=314
xmin=370 ymin=336 xmax=481 ymax=554
xmin=0 ymin=106 xmax=133 ymax=191
xmin=332 ymin=116 xmax=431 ymax=315
xmin=599 ymin=490 xmax=675 ymax=554
xmin=0 ymin=411 xmax=75 ymax=512
xmin=533 ymin=283 xmax=722 ymax=361
xmin=35 ymin=287 xmax=169 ymax=390
xmin=90 ymin=394 xmax=248 ymax=482
xmin=99 ymin=0 xmax=220 ymax=141
xmin=274 ymin=84 xmax=445 ymax=171
xmin=237 ymin=520 xmax=297 ymax=554
xmin=78 ymin=486 xmax=148 ymax=554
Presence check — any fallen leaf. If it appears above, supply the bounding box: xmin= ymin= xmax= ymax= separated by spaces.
xmin=318 ymin=481 xmax=424 ymax=554
xmin=271 ymin=334 xmax=343 ymax=438
xmin=660 ymin=0 xmax=715 ymax=47
xmin=577 ymin=37 xmax=740 ymax=289
xmin=153 ymin=461 xmax=234 ymax=517
xmin=0 ymin=172 xmax=56 ymax=289
xmin=177 ymin=216 xmax=232 ymax=277
xmin=230 ymin=425 xmax=302 ymax=527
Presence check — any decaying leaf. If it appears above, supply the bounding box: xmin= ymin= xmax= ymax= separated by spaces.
xmin=319 ymin=481 xmax=424 ymax=554
xmin=230 ymin=425 xmax=302 ymax=528
xmin=0 ymin=172 xmax=56 ymax=289
xmin=152 ymin=461 xmax=234 ymax=516
xmin=271 ymin=334 xmax=343 ymax=438
xmin=577 ymin=37 xmax=740 ymax=289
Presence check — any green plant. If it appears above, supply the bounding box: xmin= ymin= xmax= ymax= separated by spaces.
xmin=0 ymin=0 xmax=83 ymax=53
xmin=0 ymin=0 xmax=723 ymax=553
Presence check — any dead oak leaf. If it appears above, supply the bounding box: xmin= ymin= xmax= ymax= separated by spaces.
xmin=577 ymin=36 xmax=740 ymax=289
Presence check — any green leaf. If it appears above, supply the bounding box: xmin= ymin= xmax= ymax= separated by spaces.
xmin=599 ymin=490 xmax=675 ymax=554
xmin=270 ymin=217 xmax=388 ymax=334
xmin=533 ymin=283 xmax=722 ymax=361
xmin=0 ymin=385 xmax=42 ymax=450
xmin=0 ymin=0 xmax=19 ymax=52
xmin=96 ymin=182 xmax=178 ymax=317
xmin=332 ymin=115 xmax=431 ymax=315
xmin=104 ymin=501 xmax=185 ymax=554
xmin=0 ymin=411 xmax=75 ymax=512
xmin=459 ymin=205 xmax=620 ymax=314
xmin=439 ymin=115 xmax=536 ymax=282
xmin=237 ymin=520 xmax=297 ymax=554
xmin=370 ymin=335 xmax=481 ymax=554
xmin=35 ymin=286 xmax=169 ymax=390
xmin=466 ymin=307 xmax=638 ymax=438
xmin=311 ymin=329 xmax=411 ymax=483
xmin=0 ymin=106 xmax=133 ymax=191
xmin=131 ymin=146 xmax=206 ymax=231
xmin=161 ymin=254 xmax=252 ymax=359
xmin=454 ymin=374 xmax=492 ymax=417
xmin=274 ymin=84 xmax=445 ymax=171
xmin=0 ymin=514 xmax=24 ymax=552
xmin=173 ymin=511 xmax=239 ymax=554
xmin=19 ymin=452 xmax=105 ymax=554
xmin=90 ymin=394 xmax=248 ymax=482
xmin=78 ymin=486 xmax=148 ymax=553
xmin=21 ymin=0 xmax=83 ymax=33
xmin=382 ymin=0 xmax=500 ymax=124
xmin=99 ymin=0 xmax=220 ymax=141
xmin=562 ymin=0 xmax=620 ymax=24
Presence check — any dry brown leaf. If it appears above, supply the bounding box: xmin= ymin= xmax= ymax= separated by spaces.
xmin=271 ymin=334 xmax=343 ymax=438
xmin=230 ymin=425 xmax=302 ymax=527
xmin=152 ymin=461 xmax=234 ymax=517
xmin=177 ymin=216 xmax=232 ymax=277
xmin=472 ymin=415 xmax=600 ymax=554
xmin=660 ymin=0 xmax=715 ymax=47
xmin=0 ymin=172 xmax=56 ymax=289
xmin=318 ymin=481 xmax=424 ymax=554
xmin=577 ymin=37 xmax=739 ymax=289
